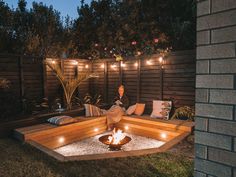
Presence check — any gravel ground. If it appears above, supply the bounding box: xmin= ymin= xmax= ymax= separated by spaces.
xmin=55 ymin=131 xmax=165 ymax=156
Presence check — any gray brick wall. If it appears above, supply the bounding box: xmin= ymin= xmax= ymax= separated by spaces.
xmin=195 ymin=0 xmax=236 ymax=176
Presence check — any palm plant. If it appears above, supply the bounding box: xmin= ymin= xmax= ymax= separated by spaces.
xmin=45 ymin=60 xmax=98 ymax=110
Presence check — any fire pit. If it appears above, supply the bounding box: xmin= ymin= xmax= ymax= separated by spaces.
xmin=99 ymin=128 xmax=131 ymax=150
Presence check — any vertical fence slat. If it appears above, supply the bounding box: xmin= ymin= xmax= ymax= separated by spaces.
xmin=104 ymin=61 xmax=108 ymax=103
xmin=136 ymin=58 xmax=141 ymax=103
xmin=119 ymin=61 xmax=123 ymax=84
xmin=18 ymin=56 xmax=24 ymax=107
xmin=42 ymin=58 xmax=48 ymax=98
xmin=160 ymin=66 xmax=163 ymax=100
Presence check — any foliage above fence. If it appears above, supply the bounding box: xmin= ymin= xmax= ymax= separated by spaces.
xmin=0 ymin=0 xmax=195 ymax=58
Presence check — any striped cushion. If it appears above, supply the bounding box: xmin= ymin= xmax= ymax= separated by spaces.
xmin=84 ymin=104 xmax=103 ymax=117
xmin=47 ymin=116 xmax=76 ymax=125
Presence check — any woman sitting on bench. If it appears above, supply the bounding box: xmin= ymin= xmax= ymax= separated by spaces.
xmin=84 ymin=85 xmax=129 ymax=130
xmin=106 ymin=85 xmax=129 ymax=130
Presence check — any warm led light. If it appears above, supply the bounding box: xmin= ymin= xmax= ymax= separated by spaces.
xmin=101 ymin=64 xmax=105 ymax=68
xmin=125 ymin=126 xmax=129 ymax=130
xmin=85 ymin=64 xmax=89 ymax=68
xmin=58 ymin=137 xmax=65 ymax=143
xmin=134 ymin=62 xmax=138 ymax=67
xmin=72 ymin=60 xmax=78 ymax=65
xmin=159 ymin=56 xmax=163 ymax=63
xmin=51 ymin=60 xmax=56 ymax=64
xmin=94 ymin=128 xmax=99 ymax=132
xmin=161 ymin=133 xmax=167 ymax=139
xmin=146 ymin=60 xmax=152 ymax=65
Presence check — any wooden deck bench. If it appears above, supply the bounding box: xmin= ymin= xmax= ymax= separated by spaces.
xmin=14 ymin=114 xmax=194 ymax=151
xmin=14 ymin=116 xmax=107 ymax=149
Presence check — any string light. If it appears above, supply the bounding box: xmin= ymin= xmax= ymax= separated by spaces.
xmin=131 ymin=41 xmax=137 ymax=45
xmin=159 ymin=56 xmax=163 ymax=63
xmin=125 ymin=126 xmax=129 ymax=130
xmin=146 ymin=60 xmax=152 ymax=65
xmin=85 ymin=64 xmax=89 ymax=68
xmin=111 ymin=64 xmax=117 ymax=69
xmin=51 ymin=60 xmax=56 ymax=64
xmin=134 ymin=62 xmax=138 ymax=67
xmin=72 ymin=60 xmax=78 ymax=65
xmin=154 ymin=38 xmax=159 ymax=43
xmin=137 ymin=51 xmax=142 ymax=56
xmin=121 ymin=62 xmax=126 ymax=67
xmin=94 ymin=128 xmax=99 ymax=132
xmin=101 ymin=64 xmax=105 ymax=68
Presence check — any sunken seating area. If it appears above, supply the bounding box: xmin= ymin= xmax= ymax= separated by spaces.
xmin=14 ymin=115 xmax=194 ymax=161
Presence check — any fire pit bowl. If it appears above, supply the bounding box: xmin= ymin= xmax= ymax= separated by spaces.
xmin=99 ymin=134 xmax=131 ymax=150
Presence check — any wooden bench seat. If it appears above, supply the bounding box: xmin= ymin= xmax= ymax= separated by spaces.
xmin=122 ymin=115 xmax=194 ymax=132
xmin=14 ymin=116 xmax=107 ymax=149
xmin=14 ymin=114 xmax=194 ymax=151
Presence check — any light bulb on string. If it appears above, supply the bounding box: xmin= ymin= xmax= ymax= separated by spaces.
xmin=159 ymin=56 xmax=163 ymax=63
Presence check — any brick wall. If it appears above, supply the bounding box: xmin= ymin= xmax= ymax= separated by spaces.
xmin=195 ymin=0 xmax=236 ymax=177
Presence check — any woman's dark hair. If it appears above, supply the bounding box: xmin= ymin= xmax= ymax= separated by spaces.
xmin=118 ymin=84 xmax=125 ymax=90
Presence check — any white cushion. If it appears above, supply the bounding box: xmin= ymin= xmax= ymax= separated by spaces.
xmin=126 ymin=104 xmax=136 ymax=115
xmin=150 ymin=100 xmax=172 ymax=120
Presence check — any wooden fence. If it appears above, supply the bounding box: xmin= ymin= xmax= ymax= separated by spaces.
xmin=0 ymin=50 xmax=195 ymax=114
xmin=0 ymin=54 xmax=90 ymax=108
xmin=91 ymin=50 xmax=196 ymax=113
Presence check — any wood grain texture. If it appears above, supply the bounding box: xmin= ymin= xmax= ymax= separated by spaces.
xmin=16 ymin=115 xmax=194 ymax=161
xmin=91 ymin=50 xmax=196 ymax=113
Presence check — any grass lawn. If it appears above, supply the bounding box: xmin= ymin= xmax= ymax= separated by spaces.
xmin=0 ymin=138 xmax=193 ymax=177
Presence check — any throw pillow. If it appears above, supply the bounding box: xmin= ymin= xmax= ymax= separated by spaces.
xmin=134 ymin=103 xmax=145 ymax=116
xmin=150 ymin=100 xmax=172 ymax=120
xmin=84 ymin=104 xmax=103 ymax=117
xmin=47 ymin=115 xmax=76 ymax=125
xmin=126 ymin=104 xmax=136 ymax=115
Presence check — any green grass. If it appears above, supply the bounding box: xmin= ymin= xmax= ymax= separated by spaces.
xmin=0 ymin=138 xmax=193 ymax=177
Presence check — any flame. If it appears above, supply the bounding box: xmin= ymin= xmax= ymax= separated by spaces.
xmin=108 ymin=128 xmax=126 ymax=145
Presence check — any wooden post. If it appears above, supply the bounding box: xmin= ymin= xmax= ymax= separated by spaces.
xmin=160 ymin=65 xmax=164 ymax=100
xmin=89 ymin=61 xmax=93 ymax=95
xmin=60 ymin=59 xmax=65 ymax=105
xmin=18 ymin=56 xmax=24 ymax=109
xmin=104 ymin=61 xmax=108 ymax=103
xmin=75 ymin=60 xmax=79 ymax=97
xmin=42 ymin=57 xmax=48 ymax=98
xmin=119 ymin=61 xmax=123 ymax=84
xmin=136 ymin=58 xmax=141 ymax=102
xmin=75 ymin=61 xmax=78 ymax=77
